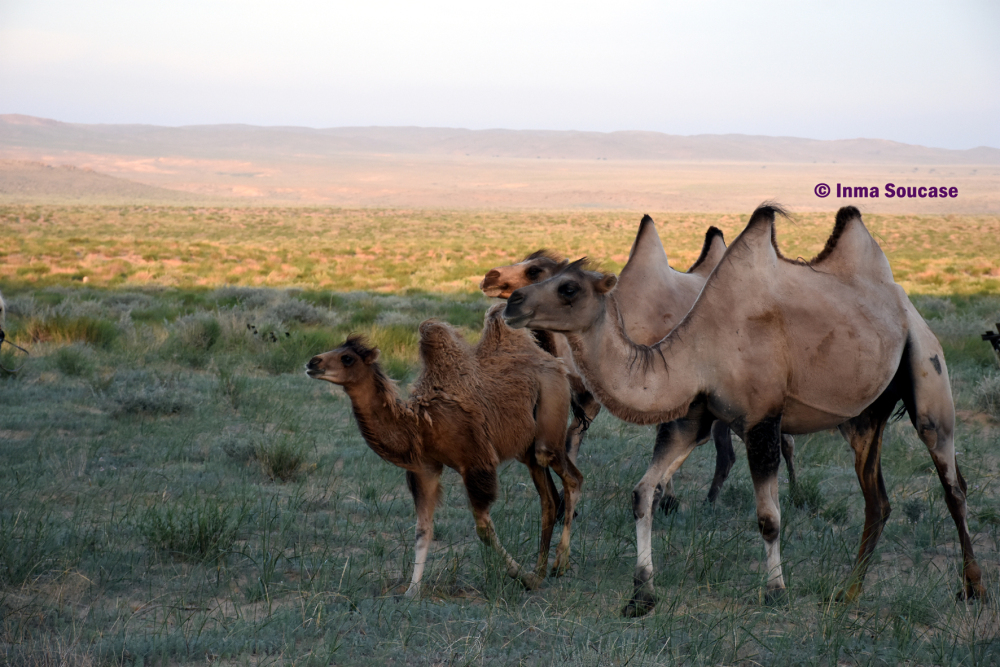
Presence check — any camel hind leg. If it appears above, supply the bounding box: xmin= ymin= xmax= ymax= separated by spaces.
xmin=524 ymin=451 xmax=559 ymax=578
xmin=837 ymin=396 xmax=894 ymax=602
xmin=535 ymin=369 xmax=582 ymax=577
xmin=463 ymin=467 xmax=543 ymax=590
xmin=901 ymin=322 xmax=984 ymax=599
xmin=704 ymin=420 xmax=737 ymax=504
xmin=744 ymin=416 xmax=786 ymax=600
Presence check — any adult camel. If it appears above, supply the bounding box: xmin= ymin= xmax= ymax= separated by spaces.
xmin=482 ymin=220 xmax=796 ymax=507
xmin=503 ymin=203 xmax=984 ymax=616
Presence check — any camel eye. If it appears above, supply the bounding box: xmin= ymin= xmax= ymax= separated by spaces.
xmin=557 ymin=282 xmax=579 ymax=299
xmin=341 ymin=354 xmax=355 ymax=367
xmin=526 ymin=266 xmax=543 ymax=279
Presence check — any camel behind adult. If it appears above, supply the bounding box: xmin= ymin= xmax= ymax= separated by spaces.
xmin=483 ymin=222 xmax=795 ymax=507
xmin=503 ymin=204 xmax=983 ymax=615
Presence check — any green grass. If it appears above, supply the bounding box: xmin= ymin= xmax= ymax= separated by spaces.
xmin=0 ymin=286 xmax=999 ymax=665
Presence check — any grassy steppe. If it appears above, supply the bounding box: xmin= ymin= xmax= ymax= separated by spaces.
xmin=1 ymin=205 xmax=999 ymax=295
xmin=1 ymin=205 xmax=1000 ymax=665
xmin=0 ymin=284 xmax=998 ymax=666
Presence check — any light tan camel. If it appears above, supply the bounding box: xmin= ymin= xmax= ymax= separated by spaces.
xmin=503 ymin=204 xmax=984 ymax=616
xmin=483 ymin=222 xmax=795 ymax=507
xmin=306 ymin=304 xmax=583 ymax=597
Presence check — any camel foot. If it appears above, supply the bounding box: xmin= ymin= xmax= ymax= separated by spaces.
xmin=659 ymin=495 xmax=679 ymax=515
xmin=622 ymin=589 xmax=657 ymax=617
xmin=403 ymin=583 xmax=420 ymax=599
xmin=833 ymin=582 xmax=862 ymax=603
xmin=763 ymin=587 xmax=787 ymax=606
xmin=519 ymin=572 xmax=543 ymax=590
xmin=957 ymin=583 xmax=987 ymax=602
xmin=550 ymin=555 xmax=570 ymax=578
xmin=705 ymin=487 xmax=722 ymax=504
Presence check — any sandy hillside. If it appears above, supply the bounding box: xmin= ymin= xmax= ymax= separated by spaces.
xmin=2 ymin=114 xmax=998 ymax=213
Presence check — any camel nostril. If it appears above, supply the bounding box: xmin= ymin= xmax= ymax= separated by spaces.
xmin=307 ymin=356 xmax=321 ymax=370
xmin=484 ymin=270 xmax=500 ymax=283
xmin=508 ymin=291 xmax=525 ymax=306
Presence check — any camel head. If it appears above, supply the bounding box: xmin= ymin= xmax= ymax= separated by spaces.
xmin=480 ymin=250 xmax=568 ymax=299
xmin=306 ymin=335 xmax=380 ymax=385
xmin=503 ymin=259 xmax=617 ymax=333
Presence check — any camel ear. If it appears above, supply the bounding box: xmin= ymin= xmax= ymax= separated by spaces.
xmin=594 ymin=273 xmax=618 ymax=294
xmin=363 ymin=348 xmax=380 ymax=365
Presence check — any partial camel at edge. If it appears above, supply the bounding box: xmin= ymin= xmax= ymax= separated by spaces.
xmin=502 ymin=203 xmax=984 ymax=616
xmin=481 ymin=221 xmax=795 ymax=510
xmin=306 ymin=304 xmax=583 ymax=597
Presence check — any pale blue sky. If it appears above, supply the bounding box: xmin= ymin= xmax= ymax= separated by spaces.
xmin=1 ymin=0 xmax=998 ymax=149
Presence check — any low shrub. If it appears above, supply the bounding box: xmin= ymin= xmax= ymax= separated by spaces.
xmin=139 ymin=496 xmax=246 ymax=562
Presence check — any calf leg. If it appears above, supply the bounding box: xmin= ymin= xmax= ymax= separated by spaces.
xmin=464 ymin=467 xmax=542 ymax=590
xmin=624 ymin=405 xmax=714 ymax=617
xmin=404 ymin=466 xmax=442 ymax=598
xmin=535 ymin=370 xmax=581 ymax=577
xmin=524 ymin=454 xmax=558 ymax=578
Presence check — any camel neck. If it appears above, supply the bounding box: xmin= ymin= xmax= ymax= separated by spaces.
xmin=342 ymin=371 xmax=418 ymax=468
xmin=564 ymin=294 xmax=703 ymax=426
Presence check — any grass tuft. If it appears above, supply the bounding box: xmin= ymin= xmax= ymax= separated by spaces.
xmin=139 ymin=496 xmax=246 ymax=562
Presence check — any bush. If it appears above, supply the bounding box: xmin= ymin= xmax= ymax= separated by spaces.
xmin=255 ymin=436 xmax=308 ymax=482
xmin=974 ymin=373 xmax=1000 ymax=419
xmin=53 ymin=343 xmax=96 ymax=377
xmin=139 ymin=497 xmax=246 ymax=562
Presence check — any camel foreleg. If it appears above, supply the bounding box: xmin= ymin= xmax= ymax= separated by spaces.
xmin=745 ymin=416 xmax=786 ymax=601
xmin=624 ymin=406 xmax=713 ymax=617
xmin=704 ymin=420 xmax=737 ymax=504
xmin=404 ymin=466 xmax=442 ymax=598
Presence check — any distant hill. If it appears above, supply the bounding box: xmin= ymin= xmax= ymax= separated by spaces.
xmin=2 ymin=114 xmax=998 ymax=165
xmin=0 ymin=159 xmax=199 ymax=203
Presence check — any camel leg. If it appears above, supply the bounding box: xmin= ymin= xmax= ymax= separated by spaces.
xmin=780 ymin=434 xmax=796 ymax=489
xmin=623 ymin=407 xmax=713 ymax=617
xmin=838 ymin=404 xmax=892 ymax=602
xmin=902 ymin=331 xmax=985 ymax=599
xmin=464 ymin=468 xmax=542 ymax=590
xmin=404 ymin=466 xmax=442 ymax=598
xmin=524 ymin=453 xmax=558 ymax=578
xmin=745 ymin=416 xmax=786 ymax=601
xmin=535 ymin=370 xmax=581 ymax=576
xmin=705 ymin=420 xmax=737 ymax=504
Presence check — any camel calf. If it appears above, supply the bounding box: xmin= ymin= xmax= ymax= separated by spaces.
xmin=306 ymin=304 xmax=583 ymax=596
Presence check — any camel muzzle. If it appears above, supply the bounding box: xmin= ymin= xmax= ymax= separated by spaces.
xmin=305 ymin=356 xmax=325 ymax=377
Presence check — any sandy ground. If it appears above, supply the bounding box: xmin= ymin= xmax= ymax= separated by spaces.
xmin=2 ymin=146 xmax=999 ymax=214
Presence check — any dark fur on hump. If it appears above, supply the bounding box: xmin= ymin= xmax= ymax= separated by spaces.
xmin=686 ymin=226 xmax=725 ymax=273
xmin=750 ymin=202 xmax=860 ymax=267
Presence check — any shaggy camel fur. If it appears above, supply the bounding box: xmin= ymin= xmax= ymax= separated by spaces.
xmin=306 ymin=304 xmax=583 ymax=596
xmin=483 ymin=222 xmax=796 ymax=508
xmin=504 ymin=204 xmax=984 ymax=616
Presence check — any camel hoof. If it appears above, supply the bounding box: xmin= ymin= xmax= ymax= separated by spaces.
xmin=622 ymin=590 xmax=656 ymax=617
xmin=957 ymin=584 xmax=987 ymax=602
xmin=551 ymin=558 xmax=570 ymax=578
xmin=521 ymin=573 xmax=543 ymax=590
xmin=404 ymin=584 xmax=420 ymax=599
xmin=763 ymin=587 xmax=787 ymax=606
xmin=833 ymin=583 xmax=861 ymax=603
xmin=659 ymin=495 xmax=679 ymax=515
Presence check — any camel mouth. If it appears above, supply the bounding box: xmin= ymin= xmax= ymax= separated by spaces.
xmin=481 ymin=285 xmax=508 ymax=299
xmin=502 ymin=309 xmax=533 ymax=329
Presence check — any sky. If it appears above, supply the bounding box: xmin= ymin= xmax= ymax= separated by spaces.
xmin=1 ymin=0 xmax=998 ymax=150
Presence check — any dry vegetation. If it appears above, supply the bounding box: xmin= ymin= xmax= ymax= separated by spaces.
xmin=2 ymin=205 xmax=999 ymax=295
xmin=1 ymin=203 xmax=999 ymax=665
